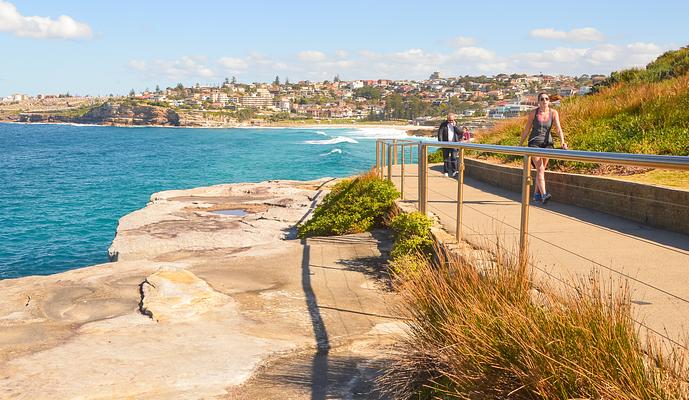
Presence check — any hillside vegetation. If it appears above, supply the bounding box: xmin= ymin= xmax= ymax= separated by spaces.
xmin=477 ymin=46 xmax=689 ymax=167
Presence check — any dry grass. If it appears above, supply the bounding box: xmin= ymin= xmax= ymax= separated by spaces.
xmin=612 ymin=169 xmax=689 ymax=189
xmin=477 ymin=74 xmax=689 ymax=158
xmin=380 ymin=246 xmax=689 ymax=399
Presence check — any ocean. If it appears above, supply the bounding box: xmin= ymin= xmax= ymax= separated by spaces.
xmin=0 ymin=123 xmax=418 ymax=279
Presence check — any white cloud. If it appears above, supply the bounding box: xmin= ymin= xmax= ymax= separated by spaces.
xmin=514 ymin=42 xmax=667 ymax=75
xmin=0 ymin=1 xmax=92 ymax=39
xmin=530 ymin=27 xmax=604 ymax=42
xmin=454 ymin=46 xmax=496 ymax=61
xmin=298 ymin=50 xmax=327 ymax=62
xmin=627 ymin=42 xmax=661 ymax=54
xmin=127 ymin=36 xmax=669 ymax=86
xmin=128 ymin=56 xmax=215 ymax=80
xmin=218 ymin=57 xmax=249 ymax=72
xmin=450 ymin=36 xmax=476 ymax=47
xmin=127 ymin=60 xmax=147 ymax=71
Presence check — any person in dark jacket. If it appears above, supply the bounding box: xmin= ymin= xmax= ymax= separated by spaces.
xmin=437 ymin=113 xmax=462 ymax=176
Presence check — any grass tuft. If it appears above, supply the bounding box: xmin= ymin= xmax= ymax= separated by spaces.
xmin=380 ymin=244 xmax=689 ymax=399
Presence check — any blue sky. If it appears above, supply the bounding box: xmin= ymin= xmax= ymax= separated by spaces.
xmin=0 ymin=1 xmax=686 ymax=96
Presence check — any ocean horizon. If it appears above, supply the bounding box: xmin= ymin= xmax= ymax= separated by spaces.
xmin=0 ymin=123 xmax=419 ymax=279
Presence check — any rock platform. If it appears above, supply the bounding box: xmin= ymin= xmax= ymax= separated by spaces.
xmin=0 ymin=179 xmax=403 ymax=399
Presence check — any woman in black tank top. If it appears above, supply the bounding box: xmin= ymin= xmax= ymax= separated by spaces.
xmin=519 ymin=92 xmax=568 ymax=204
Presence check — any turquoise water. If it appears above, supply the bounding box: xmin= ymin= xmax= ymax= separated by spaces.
xmin=0 ymin=123 xmax=414 ymax=279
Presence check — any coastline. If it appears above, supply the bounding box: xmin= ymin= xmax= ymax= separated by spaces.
xmin=0 ymin=178 xmax=403 ymax=398
xmin=0 ymin=119 xmax=435 ymax=135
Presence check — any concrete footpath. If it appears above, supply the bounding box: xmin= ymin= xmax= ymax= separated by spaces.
xmin=390 ymin=163 xmax=689 ymax=347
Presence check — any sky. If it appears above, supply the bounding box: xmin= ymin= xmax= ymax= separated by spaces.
xmin=0 ymin=0 xmax=687 ymax=96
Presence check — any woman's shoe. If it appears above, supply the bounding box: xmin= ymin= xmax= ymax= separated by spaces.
xmin=541 ymin=193 xmax=552 ymax=204
xmin=532 ymin=193 xmax=542 ymax=202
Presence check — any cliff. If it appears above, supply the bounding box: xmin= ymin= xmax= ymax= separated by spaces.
xmin=18 ymin=101 xmax=180 ymax=126
xmin=78 ymin=102 xmax=180 ymax=126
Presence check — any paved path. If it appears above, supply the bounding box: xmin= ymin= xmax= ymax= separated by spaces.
xmin=390 ymin=163 xmax=689 ymax=347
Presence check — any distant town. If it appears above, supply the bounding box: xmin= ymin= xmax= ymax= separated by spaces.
xmin=1 ymin=72 xmax=605 ymax=126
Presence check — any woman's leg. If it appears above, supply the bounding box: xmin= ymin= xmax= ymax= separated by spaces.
xmin=532 ymin=156 xmax=542 ymax=195
xmin=537 ymin=158 xmax=548 ymax=195
xmin=537 ymin=157 xmax=549 ymax=194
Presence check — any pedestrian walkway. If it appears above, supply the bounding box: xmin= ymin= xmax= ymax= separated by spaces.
xmin=390 ymin=163 xmax=689 ymax=347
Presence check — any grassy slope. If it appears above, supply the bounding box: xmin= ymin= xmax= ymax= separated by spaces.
xmin=478 ymin=73 xmax=689 ymax=156
xmin=476 ymin=46 xmax=689 ymax=186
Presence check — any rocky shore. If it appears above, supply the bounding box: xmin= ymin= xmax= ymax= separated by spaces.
xmin=0 ymin=179 xmax=403 ymax=399
xmin=1 ymin=100 xmax=438 ymax=134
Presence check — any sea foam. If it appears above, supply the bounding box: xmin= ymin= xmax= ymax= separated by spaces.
xmin=348 ymin=127 xmax=410 ymax=140
xmin=320 ymin=148 xmax=343 ymax=156
xmin=304 ymin=136 xmax=359 ymax=145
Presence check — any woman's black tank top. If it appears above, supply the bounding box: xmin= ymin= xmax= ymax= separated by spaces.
xmin=528 ymin=109 xmax=553 ymax=147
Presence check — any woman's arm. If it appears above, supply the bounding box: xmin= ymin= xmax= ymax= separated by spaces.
xmin=519 ymin=111 xmax=534 ymax=146
xmin=552 ymin=110 xmax=567 ymax=149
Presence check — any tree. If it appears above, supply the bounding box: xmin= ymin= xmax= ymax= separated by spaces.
xmin=176 ymin=83 xmax=184 ymax=91
xmin=224 ymin=77 xmax=230 ymax=85
xmin=128 ymin=89 xmax=136 ymax=97
xmin=285 ymin=76 xmax=290 ymax=85
xmin=334 ymin=74 xmax=341 ymax=82
xmin=155 ymin=85 xmax=161 ymax=94
xmin=354 ymin=86 xmax=383 ymax=100
xmin=231 ymin=76 xmax=237 ymax=84
xmin=273 ymin=75 xmax=280 ymax=85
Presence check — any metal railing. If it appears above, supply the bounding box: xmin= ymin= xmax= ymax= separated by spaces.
xmin=375 ymin=139 xmax=419 ymax=200
xmin=376 ymin=139 xmax=689 ymax=263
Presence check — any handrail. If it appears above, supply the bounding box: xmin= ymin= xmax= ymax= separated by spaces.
xmin=375 ymin=138 xmax=689 ymax=263
xmin=381 ymin=139 xmax=689 ymax=170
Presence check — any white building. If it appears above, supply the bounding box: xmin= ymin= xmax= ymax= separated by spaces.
xmin=240 ymin=90 xmax=273 ymax=107
xmin=579 ymin=86 xmax=593 ymax=96
xmin=2 ymin=94 xmax=30 ymax=102
xmin=274 ymin=98 xmax=291 ymax=112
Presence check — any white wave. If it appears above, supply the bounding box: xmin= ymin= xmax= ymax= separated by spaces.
xmin=315 ymin=130 xmax=327 ymax=135
xmin=320 ymin=148 xmax=343 ymax=156
xmin=347 ymin=127 xmax=413 ymax=140
xmin=304 ymin=136 xmax=359 ymax=145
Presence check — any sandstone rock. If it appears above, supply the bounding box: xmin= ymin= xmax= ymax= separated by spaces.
xmin=108 ymin=179 xmax=333 ymax=261
xmin=78 ymin=101 xmax=180 ymax=126
xmin=140 ymin=267 xmax=231 ymax=322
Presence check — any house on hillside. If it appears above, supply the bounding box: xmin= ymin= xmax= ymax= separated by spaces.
xmin=557 ymin=87 xmax=576 ymax=97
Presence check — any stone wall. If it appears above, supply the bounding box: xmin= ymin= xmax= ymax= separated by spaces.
xmin=464 ymin=158 xmax=689 ymax=236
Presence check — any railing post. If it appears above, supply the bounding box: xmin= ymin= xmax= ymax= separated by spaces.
xmin=418 ymin=143 xmax=428 ymax=215
xmin=409 ymin=145 xmax=413 ymax=169
xmin=375 ymin=141 xmax=380 ymax=175
xmin=401 ymin=144 xmax=405 ymax=200
xmin=387 ymin=143 xmax=393 ymax=182
xmin=381 ymin=142 xmax=386 ymax=179
xmin=456 ymin=148 xmax=465 ymax=241
xmin=392 ymin=139 xmax=398 ymax=165
xmin=519 ymin=155 xmax=533 ymax=264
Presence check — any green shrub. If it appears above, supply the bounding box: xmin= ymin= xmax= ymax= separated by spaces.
xmin=297 ymin=172 xmax=399 ymax=238
xmin=389 ymin=212 xmax=433 ymax=261
xmin=428 ymin=148 xmax=444 ymax=163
